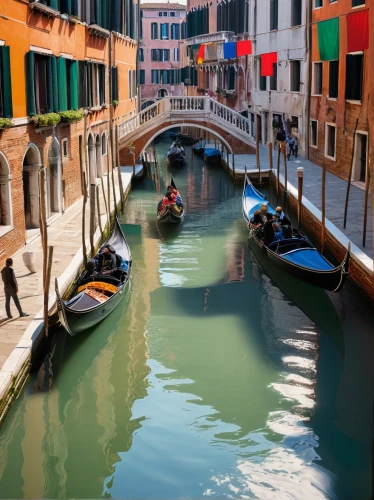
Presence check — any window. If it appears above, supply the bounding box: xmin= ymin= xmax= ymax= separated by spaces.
xmin=77 ymin=61 xmax=105 ymax=108
xmin=328 ymin=60 xmax=339 ymax=98
xmin=170 ymin=12 xmax=175 ymax=17
xmin=139 ymin=69 xmax=145 ymax=85
xmin=161 ymin=49 xmax=170 ymax=61
xmin=139 ymin=48 xmax=144 ymax=62
xmin=181 ymin=21 xmax=186 ymax=39
xmin=0 ymin=153 xmax=13 ymax=231
xmin=174 ymin=48 xmax=179 ymax=62
xmin=290 ymin=60 xmax=301 ymax=92
xmin=62 ymin=138 xmax=69 ymax=158
xmin=315 ymin=0 xmax=323 ymax=7
xmin=151 ymin=70 xmax=159 ymax=84
xmin=160 ymin=70 xmax=169 ymax=84
xmin=111 ymin=66 xmax=119 ymax=102
xmin=325 ymin=124 xmax=336 ymax=159
xmin=129 ymin=70 xmax=136 ymax=99
xmin=102 ymin=133 xmax=107 ymax=155
xmin=352 ymin=0 xmax=365 ymax=6
xmin=151 ymin=23 xmax=158 ymax=39
xmin=158 ymin=12 xmax=163 ymax=16
xmin=313 ymin=62 xmax=323 ymax=94
xmin=161 ymin=23 xmax=169 ymax=39
xmin=163 ymin=11 xmax=167 ymax=16
xmin=170 ymin=69 xmax=180 ymax=85
xmin=345 ymin=54 xmax=363 ymax=101
xmin=0 ymin=46 xmax=13 ymax=118
xmin=259 ymin=59 xmax=266 ymax=91
xmin=310 ymin=120 xmax=318 ymax=147
xmin=270 ymin=0 xmax=278 ymax=30
xmin=270 ymin=63 xmax=277 ymax=91
xmin=292 ymin=0 xmax=302 ymax=26
xmin=151 ymin=49 xmax=159 ymax=61
xmin=171 ymin=23 xmax=180 ymax=40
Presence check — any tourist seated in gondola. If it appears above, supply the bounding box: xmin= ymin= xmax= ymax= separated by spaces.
xmin=275 ymin=206 xmax=291 ymax=226
xmin=263 ymin=213 xmax=284 ymax=245
xmin=96 ymin=245 xmax=118 ymax=275
xmin=249 ymin=210 xmax=263 ymax=230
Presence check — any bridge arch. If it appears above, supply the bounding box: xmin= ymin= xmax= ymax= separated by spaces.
xmin=140 ymin=123 xmax=233 ymax=156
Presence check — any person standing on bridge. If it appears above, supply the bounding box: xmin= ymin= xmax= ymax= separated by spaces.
xmin=1 ymin=258 xmax=29 ymax=319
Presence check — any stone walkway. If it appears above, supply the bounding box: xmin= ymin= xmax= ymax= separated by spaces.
xmin=226 ymin=145 xmax=372 ymax=259
xmin=0 ymin=170 xmax=132 ymax=370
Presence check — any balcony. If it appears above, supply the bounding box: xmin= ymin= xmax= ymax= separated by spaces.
xmin=88 ymin=24 xmax=110 ymax=39
xmin=29 ymin=1 xmax=60 ymax=18
xmin=185 ymin=31 xmax=236 ymax=46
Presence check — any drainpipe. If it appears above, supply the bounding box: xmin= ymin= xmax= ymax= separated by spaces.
xmin=304 ymin=0 xmax=312 ymax=160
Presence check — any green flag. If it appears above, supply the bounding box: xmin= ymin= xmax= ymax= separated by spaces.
xmin=318 ymin=18 xmax=339 ymax=61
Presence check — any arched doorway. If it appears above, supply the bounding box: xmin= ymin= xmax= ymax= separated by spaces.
xmin=95 ymin=135 xmax=103 ymax=178
xmin=47 ymin=137 xmax=62 ymax=217
xmin=23 ymin=143 xmax=42 ymax=230
xmin=0 ymin=152 xmax=13 ymax=233
xmin=157 ymin=88 xmax=168 ymax=98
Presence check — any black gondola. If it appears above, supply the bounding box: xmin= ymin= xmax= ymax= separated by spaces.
xmin=192 ymin=140 xmax=205 ymax=156
xmin=242 ymin=171 xmax=349 ymax=292
xmin=55 ymin=217 xmax=132 ymax=336
xmin=165 ymin=140 xmax=186 ymax=167
xmin=176 ymin=133 xmax=199 ymax=145
xmin=157 ymin=177 xmax=185 ymax=224
xmin=204 ymin=148 xmax=222 ymax=165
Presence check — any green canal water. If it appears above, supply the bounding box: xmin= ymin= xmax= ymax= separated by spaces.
xmin=0 ymin=138 xmax=373 ymax=499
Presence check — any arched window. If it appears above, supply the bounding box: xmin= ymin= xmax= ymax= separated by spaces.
xmin=0 ymin=152 xmax=12 ymax=234
xmin=101 ymin=133 xmax=107 ymax=156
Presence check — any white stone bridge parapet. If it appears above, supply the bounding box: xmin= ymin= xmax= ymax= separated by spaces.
xmin=117 ymin=97 xmax=256 ymax=153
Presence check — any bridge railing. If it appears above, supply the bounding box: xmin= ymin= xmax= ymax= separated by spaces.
xmin=117 ymin=96 xmax=252 ymax=143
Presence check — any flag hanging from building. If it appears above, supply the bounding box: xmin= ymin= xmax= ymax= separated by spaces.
xmin=223 ymin=42 xmax=237 ymax=59
xmin=317 ymin=18 xmax=339 ymax=61
xmin=347 ymin=10 xmax=369 ymax=53
xmin=261 ymin=52 xmax=277 ymax=76
xmin=197 ymin=44 xmax=205 ymax=65
xmin=237 ymin=40 xmax=252 ymax=57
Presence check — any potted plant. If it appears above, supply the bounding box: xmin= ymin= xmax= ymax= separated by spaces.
xmin=30 ymin=113 xmax=61 ymax=127
xmin=58 ymin=110 xmax=84 ymax=123
xmin=0 ymin=118 xmax=12 ymax=131
xmin=112 ymin=100 xmax=119 ymax=106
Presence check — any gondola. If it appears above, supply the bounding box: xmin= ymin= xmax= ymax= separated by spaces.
xmin=55 ymin=217 xmax=132 ymax=336
xmin=157 ymin=177 xmax=185 ymax=224
xmin=192 ymin=140 xmax=205 ymax=156
xmin=204 ymin=148 xmax=221 ymax=165
xmin=165 ymin=140 xmax=186 ymax=167
xmin=242 ymin=171 xmax=349 ymax=292
xmin=176 ymin=133 xmax=199 ymax=145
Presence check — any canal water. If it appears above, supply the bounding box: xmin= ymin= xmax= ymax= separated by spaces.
xmin=0 ymin=138 xmax=372 ymax=499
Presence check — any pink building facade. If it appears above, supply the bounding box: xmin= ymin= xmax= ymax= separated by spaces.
xmin=140 ymin=3 xmax=186 ymax=108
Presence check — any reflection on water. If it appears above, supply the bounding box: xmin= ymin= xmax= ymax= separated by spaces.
xmin=0 ymin=138 xmax=372 ymax=499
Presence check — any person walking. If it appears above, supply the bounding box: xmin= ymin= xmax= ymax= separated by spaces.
xmin=1 ymin=258 xmax=29 ymax=319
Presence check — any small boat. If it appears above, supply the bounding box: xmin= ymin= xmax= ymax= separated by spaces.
xmin=55 ymin=217 xmax=132 ymax=335
xmin=242 ymin=171 xmax=349 ymax=292
xmin=157 ymin=177 xmax=185 ymax=224
xmin=204 ymin=148 xmax=221 ymax=165
xmin=192 ymin=140 xmax=205 ymax=156
xmin=165 ymin=140 xmax=186 ymax=167
xmin=176 ymin=133 xmax=199 ymax=145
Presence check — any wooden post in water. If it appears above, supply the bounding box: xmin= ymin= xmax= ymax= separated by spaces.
xmin=321 ymin=160 xmax=326 ymax=254
xmin=96 ymin=185 xmax=104 ymax=238
xmin=268 ymin=142 xmax=273 ymax=188
xmin=39 ymin=168 xmax=50 ymax=337
xmin=282 ymin=143 xmax=288 ymax=198
xmin=256 ymin=115 xmax=261 ymax=184
xmin=81 ymin=171 xmax=88 ymax=264
xmin=363 ymin=163 xmax=370 ymax=247
xmin=344 ymin=118 xmax=359 ymax=228
xmin=44 ymin=245 xmax=53 ymax=338
xmin=116 ymin=127 xmax=125 ymax=214
xmin=297 ymin=167 xmax=304 ymax=230
xmin=276 ymin=146 xmax=281 ymax=205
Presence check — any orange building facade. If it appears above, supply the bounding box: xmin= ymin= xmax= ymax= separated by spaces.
xmin=0 ymin=0 xmax=138 ymax=264
xmin=309 ymin=0 xmax=372 ymax=189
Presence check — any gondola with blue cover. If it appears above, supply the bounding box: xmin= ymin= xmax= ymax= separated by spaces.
xmin=204 ymin=148 xmax=221 ymax=165
xmin=242 ymin=171 xmax=349 ymax=292
xmin=55 ymin=217 xmax=132 ymax=335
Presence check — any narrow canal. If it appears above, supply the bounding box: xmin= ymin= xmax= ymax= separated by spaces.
xmin=0 ymin=137 xmax=372 ymax=499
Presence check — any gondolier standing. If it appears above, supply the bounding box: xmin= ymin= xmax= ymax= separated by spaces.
xmin=1 ymin=258 xmax=29 ymax=319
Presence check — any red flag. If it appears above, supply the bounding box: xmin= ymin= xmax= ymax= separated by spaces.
xmin=237 ymin=40 xmax=252 ymax=57
xmin=197 ymin=44 xmax=205 ymax=65
xmin=261 ymin=53 xmax=277 ymax=76
xmin=347 ymin=10 xmax=369 ymax=53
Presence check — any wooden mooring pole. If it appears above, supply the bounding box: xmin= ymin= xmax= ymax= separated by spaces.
xmin=268 ymin=142 xmax=273 ymax=188
xmin=256 ymin=115 xmax=261 ymax=185
xmin=282 ymin=142 xmax=288 ymax=206
xmin=363 ymin=164 xmax=370 ymax=247
xmin=297 ymin=167 xmax=304 ymax=230
xmin=321 ymin=161 xmax=326 ymax=254
xmin=81 ymin=171 xmax=88 ymax=264
xmin=276 ymin=146 xmax=281 ymax=205
xmin=344 ymin=118 xmax=359 ymax=228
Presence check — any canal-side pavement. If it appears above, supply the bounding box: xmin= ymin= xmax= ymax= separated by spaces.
xmin=0 ymin=168 xmax=133 ymax=407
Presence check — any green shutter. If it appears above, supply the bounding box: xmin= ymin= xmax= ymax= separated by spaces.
xmin=49 ymin=0 xmax=59 ymax=11
xmin=25 ymin=51 xmax=36 ymax=117
xmin=51 ymin=55 xmax=59 ymax=112
xmin=60 ymin=0 xmax=71 ymax=15
xmin=57 ymin=57 xmax=68 ymax=111
xmin=71 ymin=0 xmax=78 ymax=16
xmin=69 ymin=60 xmax=79 ymax=110
xmin=95 ymin=0 xmax=102 ymax=26
xmin=46 ymin=56 xmax=53 ymax=113
xmin=1 ymin=46 xmax=13 ymax=118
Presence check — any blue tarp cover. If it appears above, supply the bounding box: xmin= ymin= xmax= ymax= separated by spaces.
xmin=282 ymin=249 xmax=334 ymax=271
xmin=204 ymin=148 xmax=221 ymax=157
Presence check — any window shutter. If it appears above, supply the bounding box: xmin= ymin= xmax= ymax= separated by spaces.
xmin=1 ymin=46 xmax=13 ymax=118
xmin=49 ymin=0 xmax=59 ymax=10
xmin=25 ymin=51 xmax=36 ymax=117
xmin=111 ymin=66 xmax=118 ymax=101
xmin=60 ymin=0 xmax=72 ymax=15
xmin=58 ymin=57 xmax=68 ymax=111
xmin=50 ymin=55 xmax=59 ymax=112
xmin=71 ymin=0 xmax=78 ymax=16
xmin=78 ymin=61 xmax=86 ymax=108
xmin=46 ymin=56 xmax=54 ymax=113
xmin=95 ymin=0 xmax=102 ymax=26
xmin=70 ymin=60 xmax=79 ymax=110
xmin=99 ymin=64 xmax=105 ymax=104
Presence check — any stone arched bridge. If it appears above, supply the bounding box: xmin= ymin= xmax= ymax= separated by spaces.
xmin=117 ymin=97 xmax=256 ymax=166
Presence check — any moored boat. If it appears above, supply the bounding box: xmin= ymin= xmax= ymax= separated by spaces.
xmin=176 ymin=133 xmax=199 ymax=145
xmin=204 ymin=148 xmax=221 ymax=165
xmin=242 ymin=171 xmax=349 ymax=291
xmin=192 ymin=140 xmax=205 ymax=156
xmin=165 ymin=140 xmax=186 ymax=167
xmin=55 ymin=217 xmax=132 ymax=335
xmin=157 ymin=177 xmax=185 ymax=224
